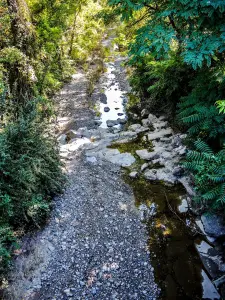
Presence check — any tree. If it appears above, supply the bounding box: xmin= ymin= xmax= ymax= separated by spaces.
xmin=108 ymin=0 xmax=225 ymax=69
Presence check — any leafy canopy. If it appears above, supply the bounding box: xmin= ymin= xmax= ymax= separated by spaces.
xmin=108 ymin=0 xmax=225 ymax=68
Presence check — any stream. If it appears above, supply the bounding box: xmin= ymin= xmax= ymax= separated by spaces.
xmin=96 ymin=52 xmax=221 ymax=300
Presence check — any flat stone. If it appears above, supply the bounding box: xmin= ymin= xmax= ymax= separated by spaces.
xmin=105 ymin=151 xmax=136 ymax=167
xmin=201 ymin=214 xmax=225 ymax=238
xmin=107 ymin=120 xmax=119 ymax=127
xmin=117 ymin=118 xmax=127 ymax=124
xmin=136 ymin=150 xmax=159 ymax=161
xmin=128 ymin=124 xmax=142 ymax=132
xmin=117 ymin=113 xmax=124 ymax=116
xmin=147 ymin=129 xmax=173 ymax=141
xmin=156 ymin=168 xmax=177 ymax=184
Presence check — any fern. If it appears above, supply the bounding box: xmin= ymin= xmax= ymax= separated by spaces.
xmin=184 ymin=140 xmax=225 ymax=209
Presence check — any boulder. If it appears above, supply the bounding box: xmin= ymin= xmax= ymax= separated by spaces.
xmin=154 ymin=121 xmax=168 ymax=130
xmin=94 ymin=120 xmax=102 ymax=126
xmin=172 ymin=166 xmax=184 ymax=177
xmin=178 ymin=176 xmax=196 ymax=196
xmin=141 ymin=163 xmax=149 ymax=172
xmin=178 ymin=196 xmax=189 ymax=213
xmin=66 ymin=130 xmax=81 ymax=140
xmin=135 ymin=126 xmax=150 ymax=134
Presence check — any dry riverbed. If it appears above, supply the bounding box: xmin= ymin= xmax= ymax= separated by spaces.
xmin=2 ymin=39 xmax=225 ymax=300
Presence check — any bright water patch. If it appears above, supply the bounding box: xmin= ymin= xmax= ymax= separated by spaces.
xmin=99 ymin=62 xmax=126 ymax=128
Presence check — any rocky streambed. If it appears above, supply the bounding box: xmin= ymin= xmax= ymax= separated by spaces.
xmin=3 ymin=39 xmax=225 ymax=299
xmin=56 ymin=46 xmax=225 ymax=298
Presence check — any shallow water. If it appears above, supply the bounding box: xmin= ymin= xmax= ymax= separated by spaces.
xmin=124 ymin=175 xmax=212 ymax=299
xmin=99 ymin=62 xmax=126 ymax=128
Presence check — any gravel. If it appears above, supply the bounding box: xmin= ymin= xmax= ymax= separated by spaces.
xmin=3 ymin=48 xmax=159 ymax=299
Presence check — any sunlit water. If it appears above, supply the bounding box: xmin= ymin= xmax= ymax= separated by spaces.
xmin=99 ymin=62 xmax=126 ymax=128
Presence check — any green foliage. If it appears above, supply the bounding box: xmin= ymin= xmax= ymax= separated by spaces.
xmin=108 ymin=0 xmax=225 ymax=68
xmin=105 ymin=0 xmax=225 ymax=212
xmin=178 ymin=68 xmax=225 ymax=140
xmin=0 ymin=99 xmax=65 ymax=267
xmin=184 ymin=140 xmax=225 ymax=209
xmin=129 ymin=55 xmax=194 ymax=116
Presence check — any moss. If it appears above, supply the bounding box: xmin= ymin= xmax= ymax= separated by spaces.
xmin=109 ymin=133 xmax=153 ymax=156
xmin=126 ymin=92 xmax=140 ymax=110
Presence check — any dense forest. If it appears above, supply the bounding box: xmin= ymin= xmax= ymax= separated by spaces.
xmin=1 ymin=0 xmax=225 ymax=289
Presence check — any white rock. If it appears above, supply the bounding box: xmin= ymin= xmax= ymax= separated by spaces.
xmin=147 ymin=128 xmax=173 ymax=140
xmin=178 ymin=197 xmax=189 ymax=213
xmin=148 ymin=113 xmax=159 ymax=123
xmin=201 ymin=270 xmax=220 ymax=300
xmin=156 ymin=168 xmax=177 ymax=184
xmin=129 ymin=171 xmax=138 ymax=178
xmin=144 ymin=169 xmax=157 ymax=181
xmin=141 ymin=109 xmax=149 ymax=118
xmin=141 ymin=163 xmax=149 ymax=172
xmin=57 ymin=134 xmax=67 ymax=145
xmin=141 ymin=118 xmax=151 ymax=127
xmin=154 ymin=121 xmax=168 ymax=130
xmin=136 ymin=149 xmax=159 ymax=161
xmin=128 ymin=124 xmax=142 ymax=131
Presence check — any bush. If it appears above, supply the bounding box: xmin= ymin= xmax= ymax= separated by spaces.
xmin=0 ymin=99 xmax=65 ymax=268
xmin=129 ymin=55 xmax=194 ymax=117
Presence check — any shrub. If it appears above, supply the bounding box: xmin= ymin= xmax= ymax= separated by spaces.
xmin=0 ymin=99 xmax=65 ymax=267
xmin=184 ymin=140 xmax=225 ymax=210
xmin=129 ymin=55 xmax=194 ymax=117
